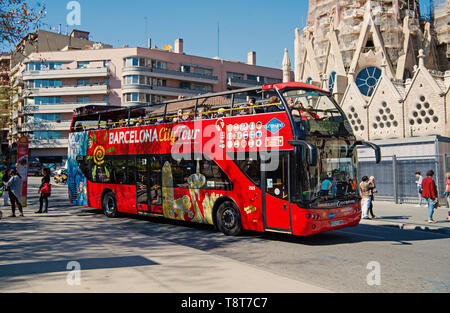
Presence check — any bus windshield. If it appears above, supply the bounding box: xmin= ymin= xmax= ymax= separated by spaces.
xmin=296 ymin=138 xmax=359 ymax=207
xmin=283 ymin=89 xmax=352 ymax=137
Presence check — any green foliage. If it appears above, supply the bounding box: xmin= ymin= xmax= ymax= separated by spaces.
xmin=0 ymin=0 xmax=46 ymax=50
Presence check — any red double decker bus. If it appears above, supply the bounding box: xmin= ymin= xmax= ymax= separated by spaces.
xmin=68 ymin=82 xmax=380 ymax=236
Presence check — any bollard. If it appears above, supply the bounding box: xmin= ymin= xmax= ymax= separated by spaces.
xmin=393 ymin=155 xmax=399 ymax=204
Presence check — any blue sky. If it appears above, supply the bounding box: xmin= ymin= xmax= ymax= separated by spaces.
xmin=31 ymin=0 xmax=432 ymax=69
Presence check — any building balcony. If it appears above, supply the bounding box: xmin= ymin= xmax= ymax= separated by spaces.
xmin=23 ymin=67 xmax=109 ymax=81
xmin=122 ymin=66 xmax=218 ymax=85
xmin=122 ymin=84 xmax=207 ymax=97
xmin=22 ymin=121 xmax=72 ymax=132
xmin=30 ymin=138 xmax=69 ymax=149
xmin=227 ymin=77 xmax=265 ymax=88
xmin=24 ymin=84 xmax=109 ymax=97
xmin=23 ymin=102 xmax=111 ymax=114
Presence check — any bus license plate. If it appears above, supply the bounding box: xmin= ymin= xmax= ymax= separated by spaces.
xmin=330 ymin=220 xmax=344 ymax=227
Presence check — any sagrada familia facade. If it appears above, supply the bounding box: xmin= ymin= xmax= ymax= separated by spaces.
xmin=283 ymin=0 xmax=449 ymax=140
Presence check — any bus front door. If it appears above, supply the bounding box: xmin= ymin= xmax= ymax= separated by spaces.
xmin=261 ymin=153 xmax=292 ymax=233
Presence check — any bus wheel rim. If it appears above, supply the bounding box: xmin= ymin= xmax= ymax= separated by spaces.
xmin=106 ymin=197 xmax=114 ymax=214
xmin=222 ymin=208 xmax=236 ymax=229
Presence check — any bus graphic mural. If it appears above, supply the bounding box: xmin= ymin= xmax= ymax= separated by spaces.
xmin=68 ymin=132 xmax=88 ymax=206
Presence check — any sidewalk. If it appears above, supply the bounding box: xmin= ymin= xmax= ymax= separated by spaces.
xmin=0 ymin=179 xmax=331 ymax=293
xmin=359 ymin=200 xmax=450 ymax=234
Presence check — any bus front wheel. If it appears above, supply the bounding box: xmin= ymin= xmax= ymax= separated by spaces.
xmin=216 ymin=201 xmax=242 ymax=236
xmin=102 ymin=191 xmax=118 ymax=218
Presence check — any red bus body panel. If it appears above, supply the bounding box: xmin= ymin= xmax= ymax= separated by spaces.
xmin=69 ymin=108 xmax=361 ymax=236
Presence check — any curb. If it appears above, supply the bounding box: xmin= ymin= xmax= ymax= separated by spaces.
xmin=359 ymin=219 xmax=450 ymax=235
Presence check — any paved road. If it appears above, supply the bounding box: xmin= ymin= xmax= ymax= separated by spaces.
xmin=0 ymin=178 xmax=449 ymax=293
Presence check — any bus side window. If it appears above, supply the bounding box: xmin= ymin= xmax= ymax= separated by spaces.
xmin=199 ymin=160 xmax=232 ymax=190
xmin=235 ymin=157 xmax=261 ymax=187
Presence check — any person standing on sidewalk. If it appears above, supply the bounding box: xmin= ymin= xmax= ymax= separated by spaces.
xmin=4 ymin=170 xmax=23 ymax=218
xmin=445 ymin=172 xmax=450 ymax=221
xmin=36 ymin=168 xmax=51 ymax=214
xmin=368 ymin=176 xmax=377 ymax=219
xmin=360 ymin=176 xmax=374 ymax=220
xmin=415 ymin=172 xmax=424 ymax=207
xmin=421 ymin=170 xmax=438 ymax=224
xmin=1 ymin=168 xmax=9 ymax=207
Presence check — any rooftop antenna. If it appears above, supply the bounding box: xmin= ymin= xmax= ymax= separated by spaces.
xmin=217 ymin=21 xmax=220 ymax=58
xmin=144 ymin=16 xmax=148 ymax=45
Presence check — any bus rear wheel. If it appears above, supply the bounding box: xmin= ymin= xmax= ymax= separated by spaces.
xmin=216 ymin=201 xmax=242 ymax=236
xmin=102 ymin=191 xmax=118 ymax=218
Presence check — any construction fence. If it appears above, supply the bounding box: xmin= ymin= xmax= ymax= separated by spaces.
xmin=358 ymin=154 xmax=450 ymax=206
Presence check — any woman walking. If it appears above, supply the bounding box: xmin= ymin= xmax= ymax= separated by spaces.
xmin=4 ymin=169 xmax=23 ymax=217
xmin=36 ymin=168 xmax=51 ymax=214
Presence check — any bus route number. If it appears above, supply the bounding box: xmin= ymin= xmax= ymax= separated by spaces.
xmin=224 ymin=298 xmax=268 ymax=309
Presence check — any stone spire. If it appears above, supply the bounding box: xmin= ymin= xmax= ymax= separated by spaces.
xmin=282 ymin=48 xmax=291 ymax=83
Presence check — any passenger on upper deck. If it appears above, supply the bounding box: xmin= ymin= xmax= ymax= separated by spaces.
xmin=217 ymin=108 xmax=230 ymax=118
xmin=266 ymin=96 xmax=284 ymax=113
xmin=135 ymin=117 xmax=144 ymax=127
xmin=118 ymin=120 xmax=126 ymax=128
xmin=246 ymin=97 xmax=263 ymax=115
xmin=173 ymin=109 xmax=184 ymax=123
xmin=288 ymin=98 xmax=320 ymax=121
xmin=185 ymin=109 xmax=194 ymax=122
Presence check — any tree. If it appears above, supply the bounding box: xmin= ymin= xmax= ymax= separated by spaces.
xmin=0 ymin=0 xmax=46 ymax=50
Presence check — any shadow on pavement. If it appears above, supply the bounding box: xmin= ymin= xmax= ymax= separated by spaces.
xmin=0 ymin=256 xmax=159 ymax=278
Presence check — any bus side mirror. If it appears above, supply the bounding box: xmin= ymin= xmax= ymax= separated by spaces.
xmin=288 ymin=140 xmax=318 ymax=167
xmin=357 ymin=141 xmax=382 ymax=164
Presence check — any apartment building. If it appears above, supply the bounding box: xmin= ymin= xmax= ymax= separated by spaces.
xmin=0 ymin=53 xmax=11 ymax=155
xmin=15 ymin=35 xmax=286 ymax=163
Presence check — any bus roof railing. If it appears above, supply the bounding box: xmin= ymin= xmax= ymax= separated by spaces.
xmin=74 ymin=82 xmax=329 ymax=119
xmin=76 ymin=86 xmax=262 ymax=118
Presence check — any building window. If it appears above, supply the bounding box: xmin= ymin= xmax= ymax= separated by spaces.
xmin=355 ymin=67 xmax=381 ymax=97
xmin=33 ymin=80 xmax=62 ymax=88
xmin=124 ymin=57 xmax=139 ymax=67
xmin=152 ymin=60 xmax=167 ymax=69
xmin=180 ymin=65 xmax=191 ymax=73
xmin=34 ymin=97 xmax=61 ymax=105
xmin=77 ymin=96 xmax=90 ymax=104
xmin=77 ymin=79 xmax=90 ymax=86
xmin=33 ymin=131 xmax=62 ymax=140
xmin=27 ymin=62 xmax=62 ymax=71
xmin=180 ymin=82 xmax=191 ymax=89
xmin=125 ymin=75 xmax=139 ymax=85
xmin=34 ymin=113 xmax=61 ymax=122
xmin=124 ymin=93 xmax=139 ymax=102
xmin=306 ymin=77 xmax=312 ymax=84
xmin=192 ymin=84 xmax=212 ymax=93
xmin=151 ymin=78 xmax=166 ymax=87
xmin=267 ymin=77 xmax=282 ymax=84
xmin=193 ymin=67 xmax=213 ymax=76
xmin=329 ymin=71 xmax=336 ymax=93
xmin=227 ymin=72 xmax=245 ymax=80
xmin=77 ymin=61 xmax=90 ymax=69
